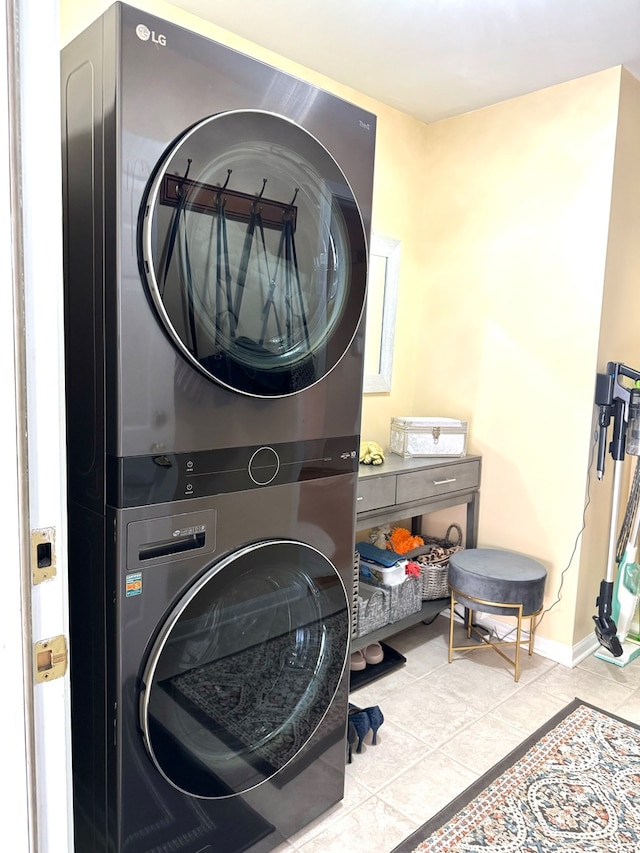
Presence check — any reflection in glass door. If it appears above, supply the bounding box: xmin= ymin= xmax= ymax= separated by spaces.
xmin=140 ymin=111 xmax=367 ymax=397
xmin=140 ymin=540 xmax=349 ymax=798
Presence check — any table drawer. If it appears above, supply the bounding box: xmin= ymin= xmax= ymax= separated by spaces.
xmin=396 ymin=459 xmax=480 ymax=503
xmin=356 ymin=476 xmax=397 ymax=513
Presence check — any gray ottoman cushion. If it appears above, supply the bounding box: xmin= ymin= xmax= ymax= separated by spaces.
xmin=448 ymin=548 xmax=546 ymax=617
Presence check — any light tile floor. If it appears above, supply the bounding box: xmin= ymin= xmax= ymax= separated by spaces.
xmin=275 ymin=614 xmax=640 ymax=853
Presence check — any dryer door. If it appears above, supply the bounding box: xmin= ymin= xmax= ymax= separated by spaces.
xmin=140 ymin=110 xmax=367 ymax=397
xmin=140 ymin=539 xmax=349 ymax=798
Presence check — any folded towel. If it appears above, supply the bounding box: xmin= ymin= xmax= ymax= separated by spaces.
xmin=356 ymin=541 xmax=403 ymax=567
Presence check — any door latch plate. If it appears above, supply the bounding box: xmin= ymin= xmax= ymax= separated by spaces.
xmin=31 ymin=527 xmax=56 ymax=585
xmin=34 ymin=635 xmax=68 ymax=683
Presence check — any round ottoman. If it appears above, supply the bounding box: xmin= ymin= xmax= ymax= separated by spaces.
xmin=447 ymin=548 xmax=547 ymax=682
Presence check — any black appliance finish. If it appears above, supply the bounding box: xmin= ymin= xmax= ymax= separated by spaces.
xmin=62 ymin=2 xmax=376 ymax=516
xmin=70 ymin=465 xmax=357 ymax=853
xmin=62 ymin=4 xmax=376 ymax=853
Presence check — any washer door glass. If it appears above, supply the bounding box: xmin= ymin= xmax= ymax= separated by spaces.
xmin=140 ymin=110 xmax=367 ymax=397
xmin=140 ymin=540 xmax=349 ymax=798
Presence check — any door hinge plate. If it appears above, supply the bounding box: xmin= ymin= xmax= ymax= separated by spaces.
xmin=31 ymin=527 xmax=57 ymax=585
xmin=34 ymin=635 xmax=68 ymax=683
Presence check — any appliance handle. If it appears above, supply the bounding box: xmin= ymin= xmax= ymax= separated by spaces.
xmin=138 ymin=532 xmax=206 ymax=561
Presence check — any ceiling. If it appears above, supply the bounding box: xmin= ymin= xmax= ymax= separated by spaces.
xmin=172 ymin=0 xmax=640 ymax=123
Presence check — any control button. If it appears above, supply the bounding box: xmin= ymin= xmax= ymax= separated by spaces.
xmin=248 ymin=446 xmax=280 ymax=486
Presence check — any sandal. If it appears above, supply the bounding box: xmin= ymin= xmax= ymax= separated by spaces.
xmin=349 ymin=649 xmax=367 ymax=671
xmin=363 ymin=642 xmax=384 ymax=665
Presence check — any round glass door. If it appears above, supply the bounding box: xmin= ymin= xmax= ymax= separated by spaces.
xmin=140 ymin=110 xmax=367 ymax=397
xmin=140 ymin=540 xmax=349 ymax=798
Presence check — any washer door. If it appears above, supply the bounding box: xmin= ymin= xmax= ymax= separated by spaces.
xmin=140 ymin=110 xmax=367 ymax=397
xmin=140 ymin=540 xmax=349 ymax=798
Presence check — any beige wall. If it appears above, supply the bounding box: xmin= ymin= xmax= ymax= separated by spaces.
xmin=416 ymin=71 xmax=622 ymax=646
xmin=62 ymin=2 xmax=640 ymax=654
xmin=576 ymin=70 xmax=640 ymax=642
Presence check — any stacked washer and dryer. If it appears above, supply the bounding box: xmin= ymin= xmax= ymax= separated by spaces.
xmin=61 ymin=4 xmax=376 ymax=853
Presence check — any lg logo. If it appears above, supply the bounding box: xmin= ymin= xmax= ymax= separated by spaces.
xmin=136 ymin=23 xmax=167 ymax=47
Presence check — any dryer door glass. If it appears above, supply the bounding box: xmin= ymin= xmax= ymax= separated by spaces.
xmin=140 ymin=540 xmax=349 ymax=798
xmin=140 ymin=110 xmax=367 ymax=397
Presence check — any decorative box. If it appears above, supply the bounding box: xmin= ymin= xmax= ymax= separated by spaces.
xmin=390 ymin=416 xmax=468 ymax=458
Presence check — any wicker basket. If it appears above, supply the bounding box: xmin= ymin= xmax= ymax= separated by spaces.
xmin=410 ymin=524 xmax=464 ymax=600
xmin=418 ymin=563 xmax=450 ymax=600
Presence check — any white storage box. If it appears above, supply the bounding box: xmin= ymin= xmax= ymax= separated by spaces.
xmin=360 ymin=558 xmax=406 ymax=586
xmin=390 ymin=416 xmax=468 ymax=458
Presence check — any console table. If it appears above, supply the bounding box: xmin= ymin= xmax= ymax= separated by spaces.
xmin=352 ymin=454 xmax=481 ymax=653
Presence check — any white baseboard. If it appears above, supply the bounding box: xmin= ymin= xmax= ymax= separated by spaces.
xmin=447 ymin=608 xmax=600 ymax=668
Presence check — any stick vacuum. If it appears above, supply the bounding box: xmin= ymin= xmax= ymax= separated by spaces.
xmin=593 ymin=363 xmax=640 ymax=660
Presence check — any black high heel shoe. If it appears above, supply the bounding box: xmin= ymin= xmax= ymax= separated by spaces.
xmin=347 ymin=720 xmax=357 ymax=763
xmin=363 ymin=705 xmax=384 ymax=744
xmin=348 ymin=703 xmax=371 ymax=753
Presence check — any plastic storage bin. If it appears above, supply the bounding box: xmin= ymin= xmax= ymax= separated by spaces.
xmin=360 ymin=558 xmax=406 ymax=586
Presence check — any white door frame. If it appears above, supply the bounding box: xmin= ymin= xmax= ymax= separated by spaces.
xmin=2 ymin=1 xmax=73 ymax=849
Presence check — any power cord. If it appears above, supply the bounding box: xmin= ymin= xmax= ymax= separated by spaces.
xmin=452 ymin=607 xmax=492 ymax=636
xmin=534 ymin=423 xmax=597 ymax=629
xmin=422 ymin=606 xmax=491 ymax=634
xmin=430 ymin=428 xmax=597 ymax=644
xmin=421 ymin=611 xmax=442 ymax=627
xmin=485 ymin=425 xmax=597 ymax=643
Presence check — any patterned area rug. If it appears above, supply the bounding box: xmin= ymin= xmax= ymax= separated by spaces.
xmin=393 ymin=699 xmax=640 ymax=853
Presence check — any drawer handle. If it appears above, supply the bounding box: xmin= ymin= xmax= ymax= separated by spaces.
xmin=357 ymin=496 xmax=364 ymax=501
xmin=433 ymin=478 xmax=456 ymax=485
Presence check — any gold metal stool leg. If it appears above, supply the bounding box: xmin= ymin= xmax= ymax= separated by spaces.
xmin=466 ymin=608 xmax=474 ymax=639
xmin=448 ymin=590 xmax=455 ymax=663
xmin=514 ymin=604 xmax=523 ymax=682
xmin=528 ymin=615 xmax=537 ymax=656
xmin=448 ymin=584 xmax=542 ymax=682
